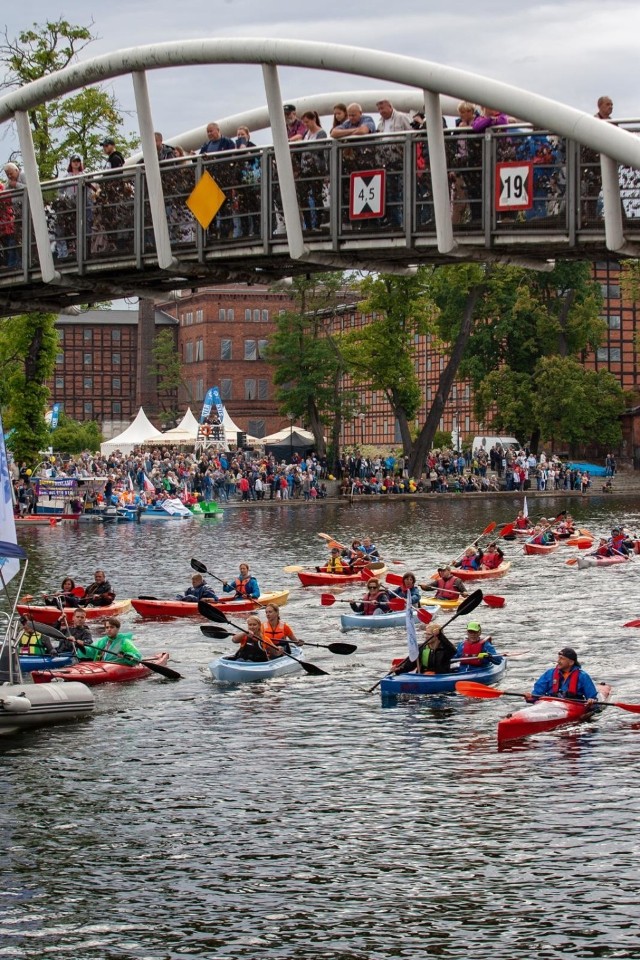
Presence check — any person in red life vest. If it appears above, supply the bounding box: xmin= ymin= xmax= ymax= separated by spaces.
xmin=514 ymin=510 xmax=532 ymax=530
xmin=456 ymin=546 xmax=482 ymax=570
xmin=222 ymin=562 xmax=260 ymax=600
xmin=262 ymin=602 xmax=302 ymax=656
xmin=433 ymin=565 xmax=466 ymax=600
xmin=610 ymin=527 xmax=630 ymax=555
xmin=349 ymin=578 xmax=390 ymax=615
xmin=528 ymin=647 xmax=598 ymax=703
xmin=454 ymin=621 xmax=499 ymax=671
xmin=594 ymin=537 xmax=613 ymax=558
xmin=322 ymin=546 xmax=345 ymax=574
xmin=529 ymin=524 xmax=555 ymax=546
xmin=481 ymin=542 xmax=504 ymax=570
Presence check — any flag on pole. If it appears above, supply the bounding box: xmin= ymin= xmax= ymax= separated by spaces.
xmin=128 ymin=474 xmax=134 ymax=492
xmin=523 ymin=496 xmax=528 ymax=518
xmin=405 ymin=595 xmax=419 ymax=664
xmin=143 ymin=473 xmax=155 ymax=494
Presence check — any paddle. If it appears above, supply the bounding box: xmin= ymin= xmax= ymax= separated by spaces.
xmin=454 ymin=680 xmax=640 ymax=714
xmin=450 ymin=521 xmax=496 ymax=566
xmin=190 ymin=557 xmax=226 ymax=586
xmin=318 ymin=532 xmax=348 ymax=550
xmin=320 ymin=594 xmax=405 ymax=610
xmin=366 ymin=589 xmax=484 ymax=693
xmin=200 ymin=623 xmax=356 ymax=655
xmin=623 ymin=619 xmax=640 ymax=628
xmin=283 ymin=565 xmax=305 ymax=573
xmin=523 ymin=510 xmax=566 ymax=546
xmin=197 ymin=600 xmax=327 ymax=676
xmin=30 ymin=621 xmax=183 ymax=680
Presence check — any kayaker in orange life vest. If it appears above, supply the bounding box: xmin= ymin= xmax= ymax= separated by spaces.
xmin=454 ymin=622 xmax=499 ymax=670
xmin=222 ymin=563 xmax=260 ymax=600
xmin=262 ymin=602 xmax=302 ymax=656
xmin=527 ymin=647 xmax=598 ymax=704
xmin=433 ymin=566 xmax=466 ymax=600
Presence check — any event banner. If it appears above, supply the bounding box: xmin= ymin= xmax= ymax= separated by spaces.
xmin=200 ymin=386 xmax=225 ymax=424
xmin=34 ymin=477 xmax=78 ymax=494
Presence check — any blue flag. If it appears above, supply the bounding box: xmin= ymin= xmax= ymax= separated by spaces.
xmin=50 ymin=403 xmax=61 ymax=430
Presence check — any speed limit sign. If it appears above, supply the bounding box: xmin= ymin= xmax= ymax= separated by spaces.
xmin=495 ymin=162 xmax=533 ymax=212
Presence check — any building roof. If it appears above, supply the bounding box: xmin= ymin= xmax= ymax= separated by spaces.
xmin=55 ymin=309 xmax=178 ymax=326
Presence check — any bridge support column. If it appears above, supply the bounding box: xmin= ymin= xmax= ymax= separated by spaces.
xmin=601 ymin=155 xmax=640 ymax=256
xmin=14 ymin=111 xmax=60 ymax=285
xmin=132 ymin=70 xmax=177 ymax=270
xmin=423 ymin=90 xmax=456 ymax=255
xmin=262 ymin=63 xmax=307 ymax=260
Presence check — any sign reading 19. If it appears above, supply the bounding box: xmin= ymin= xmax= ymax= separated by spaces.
xmin=495 ymin=162 xmax=533 ymax=212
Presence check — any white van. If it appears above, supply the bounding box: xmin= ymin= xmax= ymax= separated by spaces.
xmin=472 ymin=436 xmax=522 ymax=456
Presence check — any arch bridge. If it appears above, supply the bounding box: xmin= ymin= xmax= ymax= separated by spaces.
xmin=1 ymin=39 xmax=640 ymax=315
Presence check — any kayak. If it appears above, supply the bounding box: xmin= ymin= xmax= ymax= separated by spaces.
xmin=424 ymin=595 xmax=462 ymax=610
xmin=209 ymin=645 xmax=303 ymax=683
xmin=380 ymin=657 xmax=506 ymax=697
xmin=130 ymin=590 xmax=289 ymax=618
xmin=31 ymin=652 xmax=170 ymax=685
xmin=576 ymin=554 xmax=631 ymax=569
xmin=19 ymin=653 xmax=75 ymax=673
xmin=297 ymin=566 xmax=386 ymax=587
xmin=340 ymin=606 xmax=439 ymax=631
xmin=16 ymin=599 xmax=132 ymax=626
xmin=432 ymin=562 xmax=511 ymax=582
xmin=497 ymin=683 xmax=612 ymax=742
xmin=523 ymin=542 xmax=559 ymax=555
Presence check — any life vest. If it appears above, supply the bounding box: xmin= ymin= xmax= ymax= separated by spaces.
xmin=515 ymin=518 xmax=529 ymax=529
xmin=435 ymin=576 xmax=459 ymax=599
xmin=461 ymin=637 xmax=488 ymax=667
xmin=550 ymin=666 xmax=581 ymax=698
xmin=19 ymin=631 xmax=47 ymax=656
xmin=460 ymin=555 xmax=478 ymax=570
xmin=326 ymin=557 xmax=344 ymax=573
xmin=362 ymin=591 xmax=387 ymax=616
xmin=482 ymin=552 xmax=501 ymax=570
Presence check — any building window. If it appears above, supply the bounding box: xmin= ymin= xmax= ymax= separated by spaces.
xmin=112 ymin=352 xmax=120 ymax=365
xmin=195 ymin=377 xmax=204 ymax=401
xmin=55 ymin=376 xmax=64 ymax=389
xmin=219 ymin=308 xmax=226 ymax=321
xmin=248 ymin=418 xmax=266 ymax=438
xmin=185 ymin=342 xmax=194 ymax=363
xmin=84 ymin=401 xmax=93 ymax=416
xmin=245 ymin=308 xmax=251 ymax=321
xmin=57 ymin=328 xmax=64 ymax=341
xmin=185 ymin=311 xmax=193 ymax=325
xmin=84 ymin=353 xmax=92 ymax=365
xmin=83 ymin=329 xmax=92 ymax=341
xmin=56 ymin=353 xmax=64 ymax=365
xmin=253 ymin=309 xmax=260 ymax=322
xmin=451 ymin=385 xmax=457 ymax=399
xmin=427 ymin=358 xmax=432 ymax=372
xmin=112 ymin=377 xmax=121 ymax=391
xmin=195 ymin=338 xmax=204 ymax=362
xmin=227 ymin=308 xmax=234 ymax=321
xmin=112 ymin=401 xmax=121 ymax=416
xmin=609 ymin=347 xmax=621 ymax=361
xmin=608 ymin=314 xmax=621 ymax=329
xmin=112 ymin=328 xmax=121 ymax=341
xmin=244 ymin=339 xmax=257 ymax=361
xmin=220 ymin=378 xmax=232 ymax=400
xmin=84 ymin=376 xmax=93 ymax=390
xmin=196 ymin=309 xmax=204 ymax=323
xmin=258 ymin=379 xmax=268 ymax=400
xmin=261 ymin=309 xmax=269 ymax=322
xmin=601 ymin=284 xmax=620 ymax=299
xmin=221 ymin=339 xmax=232 ymax=360
xmin=258 ymin=339 xmax=269 ymax=359
xmin=245 ymin=378 xmax=256 ymax=400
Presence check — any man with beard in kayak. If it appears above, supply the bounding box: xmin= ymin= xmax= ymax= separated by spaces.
xmin=222 ymin=563 xmax=260 ymax=600
xmin=432 ymin=565 xmax=467 ymax=601
xmin=89 ymin=617 xmax=141 ymax=664
xmin=527 ymin=647 xmax=598 ymax=704
xmin=454 ymin=622 xmax=499 ymax=671
xmin=176 ymin=573 xmax=218 ymax=603
xmin=80 ymin=569 xmax=116 ymax=607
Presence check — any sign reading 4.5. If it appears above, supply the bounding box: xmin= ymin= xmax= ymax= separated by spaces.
xmin=350 ymin=169 xmax=386 ymax=219
xmin=495 ymin=162 xmax=533 ymax=212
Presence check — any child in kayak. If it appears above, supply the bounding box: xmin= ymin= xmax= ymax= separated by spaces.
xmin=90 ymin=617 xmax=141 ymax=664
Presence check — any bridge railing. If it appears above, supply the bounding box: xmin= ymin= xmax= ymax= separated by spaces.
xmin=2 ymin=127 xmax=640 ymax=281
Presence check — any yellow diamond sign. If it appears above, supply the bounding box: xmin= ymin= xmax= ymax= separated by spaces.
xmin=186 ymin=171 xmax=226 ymax=229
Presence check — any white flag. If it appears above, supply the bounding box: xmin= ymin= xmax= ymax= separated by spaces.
xmin=523 ymin=496 xmax=528 ymax=518
xmin=405 ymin=595 xmax=419 ymax=663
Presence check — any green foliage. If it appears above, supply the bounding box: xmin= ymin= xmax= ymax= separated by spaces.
xmin=432 ymin=430 xmax=453 ymax=450
xmin=51 ymin=414 xmax=103 ymax=453
xmin=0 ymin=312 xmax=58 ymax=462
xmin=1 ymin=18 xmax=139 ymax=178
xmin=150 ymin=329 xmax=187 ymax=419
xmin=533 ymin=357 xmax=624 ymax=448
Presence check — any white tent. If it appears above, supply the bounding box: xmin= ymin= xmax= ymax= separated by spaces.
xmin=260 ymin=426 xmax=317 ymax=444
xmin=145 ymin=408 xmax=200 ymax=446
xmin=100 ymin=408 xmax=162 ymax=455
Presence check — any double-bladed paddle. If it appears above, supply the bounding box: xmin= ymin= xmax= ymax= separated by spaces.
xmin=386 ymin=573 xmax=506 ymax=608
xmin=320 ymin=593 xmax=405 ymax=610
xmin=454 ymin=680 xmax=640 ymax=713
xmin=190 ymin=557 xmax=226 ymax=586
xmin=197 ymin=600 xmax=327 ymax=676
xmin=200 ymin=623 xmax=356 ymax=655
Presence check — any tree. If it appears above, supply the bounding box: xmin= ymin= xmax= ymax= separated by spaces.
xmin=150 ymin=329 xmax=188 ymax=424
xmin=0 ymin=312 xmax=58 ymax=463
xmin=1 ymin=19 xmax=139 ymax=178
xmin=266 ymin=274 xmax=356 ymax=462
xmin=50 ymin=414 xmax=103 ymax=454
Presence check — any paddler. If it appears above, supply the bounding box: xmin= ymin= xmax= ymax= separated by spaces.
xmin=222 ymin=563 xmax=260 ymax=600
xmin=89 ymin=617 xmax=142 ymax=664
xmin=80 ymin=569 xmax=116 ymax=607
xmin=176 ymin=573 xmax=218 ymax=603
xmin=229 ymin=614 xmax=269 ymax=662
xmin=323 ymin=546 xmax=345 ymax=574
xmin=18 ymin=617 xmax=55 ymax=656
xmin=480 ymin=542 xmax=504 ymax=570
xmin=390 ymin=572 xmax=421 ymax=607
xmin=433 ymin=565 xmax=466 ymax=600
xmin=454 ymin=621 xmax=499 ymax=671
xmin=526 ymin=647 xmax=598 ymax=704
xmin=262 ymin=602 xmax=302 ymax=656
xmin=349 ymin=577 xmax=390 ymax=615
xmin=514 ymin=510 xmax=532 ymax=531
xmin=59 ymin=608 xmax=93 ymax=658
xmin=417 ymin=623 xmax=457 ymax=674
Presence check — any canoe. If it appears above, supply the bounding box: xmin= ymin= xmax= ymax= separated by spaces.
xmin=0 ymin=681 xmax=94 ymax=736
xmin=15 ymin=514 xmax=81 ymax=526
xmin=131 ymin=590 xmax=289 ymax=618
xmin=340 ymin=606 xmax=440 ymax=631
xmin=16 ymin=599 xmax=132 ymax=626
xmin=436 ymin=562 xmax=511 ymax=582
xmin=31 ymin=652 xmax=170 ymax=685
xmin=576 ymin=554 xmax=631 ymax=569
xmin=297 ymin=566 xmax=386 ymax=587
xmin=523 ymin=542 xmax=559 ymax=556
xmin=19 ymin=653 xmax=75 ymax=673
xmin=380 ymin=657 xmax=506 ymax=697
xmin=497 ymin=683 xmax=612 ymax=742
xmin=209 ymin=645 xmax=303 ymax=683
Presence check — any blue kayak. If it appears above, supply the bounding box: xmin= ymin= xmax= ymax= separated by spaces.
xmin=19 ymin=653 xmax=75 ymax=673
xmin=380 ymin=658 xmax=506 ymax=697
xmin=340 ymin=606 xmax=439 ymax=631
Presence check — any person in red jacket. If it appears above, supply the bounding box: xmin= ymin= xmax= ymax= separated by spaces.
xmin=433 ymin=566 xmax=466 ymax=600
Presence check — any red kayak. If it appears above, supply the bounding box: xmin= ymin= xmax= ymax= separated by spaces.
xmin=297 ymin=565 xmax=386 ymax=587
xmin=437 ymin=562 xmax=510 ymax=582
xmin=131 ymin=590 xmax=289 ymax=618
xmin=31 ymin=652 xmax=170 ymax=685
xmin=17 ymin=599 xmax=132 ymax=626
xmin=523 ymin=542 xmax=559 ymax=556
xmin=497 ymin=683 xmax=611 ymax=742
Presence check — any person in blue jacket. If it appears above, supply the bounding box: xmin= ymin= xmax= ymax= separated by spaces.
xmin=528 ymin=647 xmax=598 ymax=703
xmin=454 ymin=622 xmax=499 ymax=671
xmin=223 ymin=563 xmax=260 ymax=600
xmin=176 ymin=573 xmax=218 ymax=603
xmin=390 ymin=572 xmax=421 ymax=607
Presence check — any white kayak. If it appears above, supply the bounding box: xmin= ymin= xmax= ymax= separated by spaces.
xmin=209 ymin=645 xmax=303 ymax=683
xmin=340 ymin=606 xmax=439 ymax=631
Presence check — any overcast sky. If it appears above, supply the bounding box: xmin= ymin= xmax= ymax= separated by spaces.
xmin=1 ymin=0 xmax=638 ymax=156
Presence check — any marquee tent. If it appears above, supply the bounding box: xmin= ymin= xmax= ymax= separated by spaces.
xmin=100 ymin=408 xmax=162 ymax=456
xmin=144 ymin=408 xmax=200 ymax=446
xmin=264 ymin=427 xmax=318 ymax=458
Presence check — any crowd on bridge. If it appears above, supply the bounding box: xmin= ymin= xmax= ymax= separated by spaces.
xmin=0 ymin=93 xmax=623 ymax=267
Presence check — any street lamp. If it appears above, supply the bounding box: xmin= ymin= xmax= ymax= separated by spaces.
xmin=286 ymin=412 xmax=294 ymax=462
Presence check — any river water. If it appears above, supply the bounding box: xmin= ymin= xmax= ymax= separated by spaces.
xmin=1 ymin=495 xmax=639 ymax=960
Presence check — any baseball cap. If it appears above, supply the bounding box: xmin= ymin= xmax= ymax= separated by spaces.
xmin=466 ymin=621 xmax=481 ymax=632
xmin=558 ymin=646 xmax=578 ymax=662
xmin=283 ymin=104 xmax=296 ymax=113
